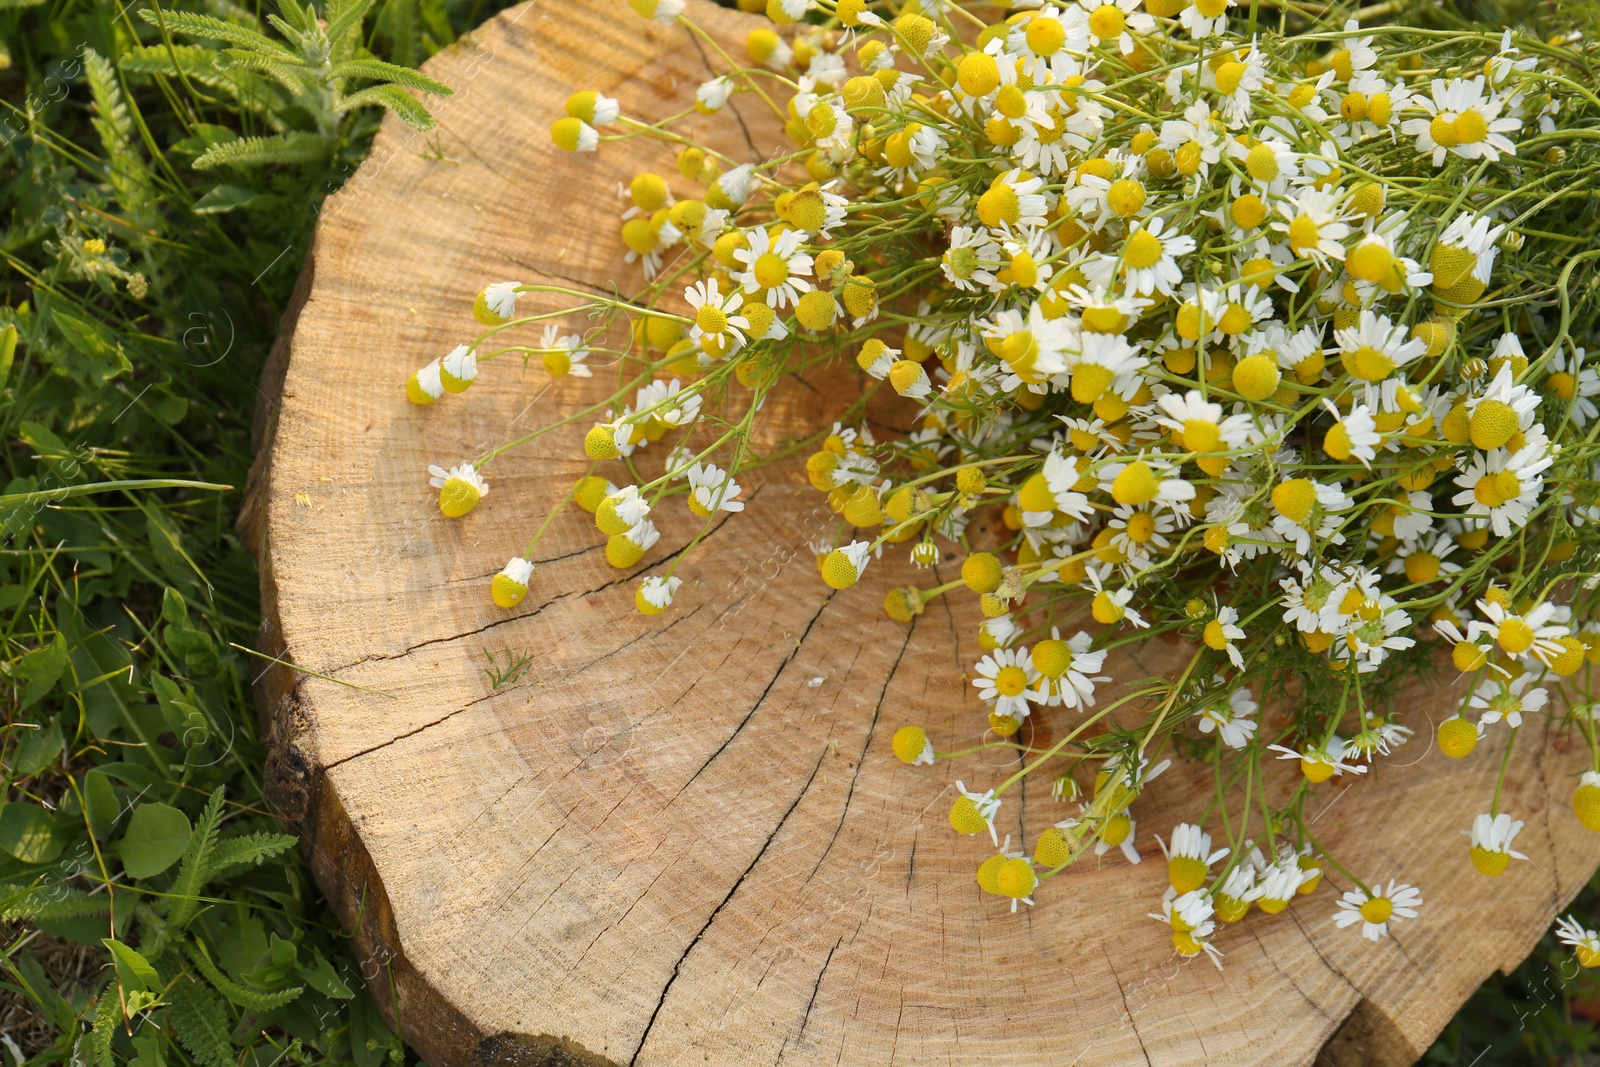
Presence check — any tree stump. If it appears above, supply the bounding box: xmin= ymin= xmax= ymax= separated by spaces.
xmin=241 ymin=1 xmax=1600 ymax=1064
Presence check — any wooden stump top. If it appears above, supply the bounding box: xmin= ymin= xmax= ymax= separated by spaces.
xmin=242 ymin=2 xmax=1600 ymax=1064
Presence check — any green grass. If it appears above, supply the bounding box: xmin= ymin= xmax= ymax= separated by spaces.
xmin=0 ymin=1 xmax=505 ymax=1062
xmin=0 ymin=1 xmax=1595 ymax=1065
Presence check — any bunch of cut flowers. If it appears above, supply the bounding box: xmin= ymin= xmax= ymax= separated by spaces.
xmin=410 ymin=0 xmax=1600 ymax=968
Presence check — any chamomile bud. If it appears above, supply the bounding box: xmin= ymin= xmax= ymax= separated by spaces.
xmin=491 ymin=557 xmax=534 ymax=609
xmin=962 ymin=552 xmax=1003 ymax=594
xmin=795 ymin=289 xmax=839 ymax=332
xmin=428 ymin=464 xmax=488 ymax=518
xmin=635 ymin=575 xmax=682 ymax=615
xmin=819 ymin=540 xmax=872 ymax=589
xmin=745 ymin=26 xmax=786 ymax=68
xmin=606 ymin=520 xmax=659 ymax=569
xmin=473 ymin=281 xmax=521 ymax=325
xmin=407 ymin=359 xmax=444 ymax=405
xmin=884 ymin=586 xmax=924 ymax=623
xmin=565 ymin=90 xmax=619 ymax=126
xmin=857 ymin=338 xmax=896 ymax=379
xmin=1438 ymin=715 xmax=1480 ymax=759
xmin=585 ymin=424 xmax=620 ymax=460
xmin=628 ymin=0 xmax=684 ymax=21
xmin=439 ymin=344 xmax=477 ymax=393
xmin=550 ymin=116 xmax=598 ymax=153
xmin=573 ymin=476 xmax=615 ymax=514
xmin=1575 ymin=771 xmax=1600 ymax=831
xmin=889 ymin=359 xmax=932 ymax=398
xmin=892 ymin=725 xmax=935 ymax=765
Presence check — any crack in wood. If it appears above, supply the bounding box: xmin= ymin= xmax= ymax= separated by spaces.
xmin=628 ymin=747 xmax=829 ymax=1067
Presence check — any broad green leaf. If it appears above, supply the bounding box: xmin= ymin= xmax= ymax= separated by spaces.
xmin=192 ymin=184 xmax=264 ymax=214
xmin=120 ymin=803 xmax=192 ymax=879
xmin=16 ymin=634 xmax=69 ymax=713
xmin=103 ymin=938 xmax=160 ymax=991
xmin=84 ymin=769 xmax=120 ymax=837
xmin=298 ymin=951 xmax=354 ymax=998
xmin=10 ymin=718 xmax=63 ymax=774
xmin=0 ymin=803 xmax=64 ymax=864
xmin=50 ymin=310 xmax=132 ymax=380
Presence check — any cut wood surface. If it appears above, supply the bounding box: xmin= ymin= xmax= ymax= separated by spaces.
xmin=241 ymin=2 xmax=1600 ymax=1064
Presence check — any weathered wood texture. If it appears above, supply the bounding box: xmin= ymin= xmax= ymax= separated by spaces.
xmin=241 ymin=2 xmax=1600 ymax=1064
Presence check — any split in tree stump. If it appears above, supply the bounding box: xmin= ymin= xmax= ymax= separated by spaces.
xmin=240 ymin=1 xmax=1600 ymax=1063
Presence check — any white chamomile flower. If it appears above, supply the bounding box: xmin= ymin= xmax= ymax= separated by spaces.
xmin=1118 ymin=216 xmax=1195 ymax=297
xmin=1202 ymin=605 xmax=1247 ymax=669
xmin=1322 ymin=398 xmax=1382 ymax=466
xmin=1334 ymin=879 xmax=1422 ymax=941
xmin=1465 ymin=812 xmax=1527 ymax=875
xmin=490 ymin=556 xmax=534 ymax=609
xmin=407 ymin=358 xmax=444 ymax=403
xmin=440 ymin=344 xmax=477 ymax=392
xmin=1547 ymin=346 xmax=1600 ymax=428
xmin=1269 ymin=736 xmax=1369 ymax=782
xmin=1335 ymin=310 xmax=1427 ymax=382
xmin=627 ymin=0 xmax=684 ymax=22
xmin=733 ymin=225 xmax=814 ymax=308
xmin=635 ymin=575 xmax=682 ymax=615
xmin=476 ymin=280 xmax=521 ymax=324
xmin=1179 ymin=0 xmax=1235 ymax=40
xmin=1077 ymin=0 xmax=1154 ymax=55
xmin=1151 ymin=888 xmax=1223 ymax=969
xmin=685 ymin=462 xmax=745 ymax=516
xmin=1157 ymin=823 xmax=1230 ymax=894
xmin=973 ymin=646 xmax=1042 ymax=720
xmin=1273 ymin=187 xmax=1351 ymax=268
xmin=1557 ymin=915 xmax=1600 ymax=967
xmin=1469 ymin=672 xmax=1548 ymax=729
xmin=942 ymin=225 xmax=1003 ymax=292
xmin=1027 ymin=628 xmax=1108 ymax=710
xmin=1467 ymin=598 xmax=1569 ymax=662
xmin=684 ymin=277 xmax=749 ymax=355
xmin=697 ymin=76 xmax=734 ymax=112
xmin=1196 ymin=685 xmax=1258 ymax=749
xmin=952 ymin=780 xmax=1002 ymax=845
xmin=538 ymin=323 xmax=591 ymax=377
xmin=427 ymin=463 xmax=488 ymax=518
xmin=1450 ymin=445 xmax=1552 ymax=537
xmin=1401 ymin=76 xmax=1520 ymax=166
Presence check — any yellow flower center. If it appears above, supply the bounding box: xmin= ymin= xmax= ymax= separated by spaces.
xmin=1089 ymin=4 xmax=1126 ymax=40
xmin=1497 ymin=616 xmax=1535 ymax=654
xmin=1245 ymin=143 xmax=1278 ymax=182
xmin=1453 ymin=108 xmax=1489 ymax=144
xmin=696 ymin=304 xmax=728 ymax=334
xmin=1272 ymin=478 xmax=1317 ymax=522
xmin=1107 ymin=178 xmax=1147 ymax=218
xmin=1347 ymin=345 xmax=1397 ymax=382
xmin=1430 ymin=114 xmax=1459 ymax=148
xmin=753 ymin=252 xmax=790 ymax=289
xmin=1287 ymin=215 xmax=1321 ymax=254
xmin=1070 ymin=362 xmax=1115 ymax=403
xmin=1026 ymin=14 xmax=1066 ymax=55
xmin=1123 ymin=229 xmax=1164 ymax=270
xmin=542 ymin=350 xmax=572 ymax=377
xmin=1217 ymin=302 xmax=1253 ymax=335
xmin=994 ymin=664 xmax=1029 ymax=697
xmin=1183 ymin=419 xmax=1222 ymax=454
xmin=1202 ymin=618 xmax=1229 ymax=650
xmin=1359 ymin=896 xmax=1393 ymax=924
xmin=1169 ymin=856 xmax=1208 ymax=895
xmin=1111 ymin=460 xmax=1159 ymax=505
xmin=1215 ymin=60 xmax=1246 ymax=96
xmin=1032 ymin=639 xmax=1073 ymax=678
xmin=1124 ymin=510 xmax=1157 ymax=543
